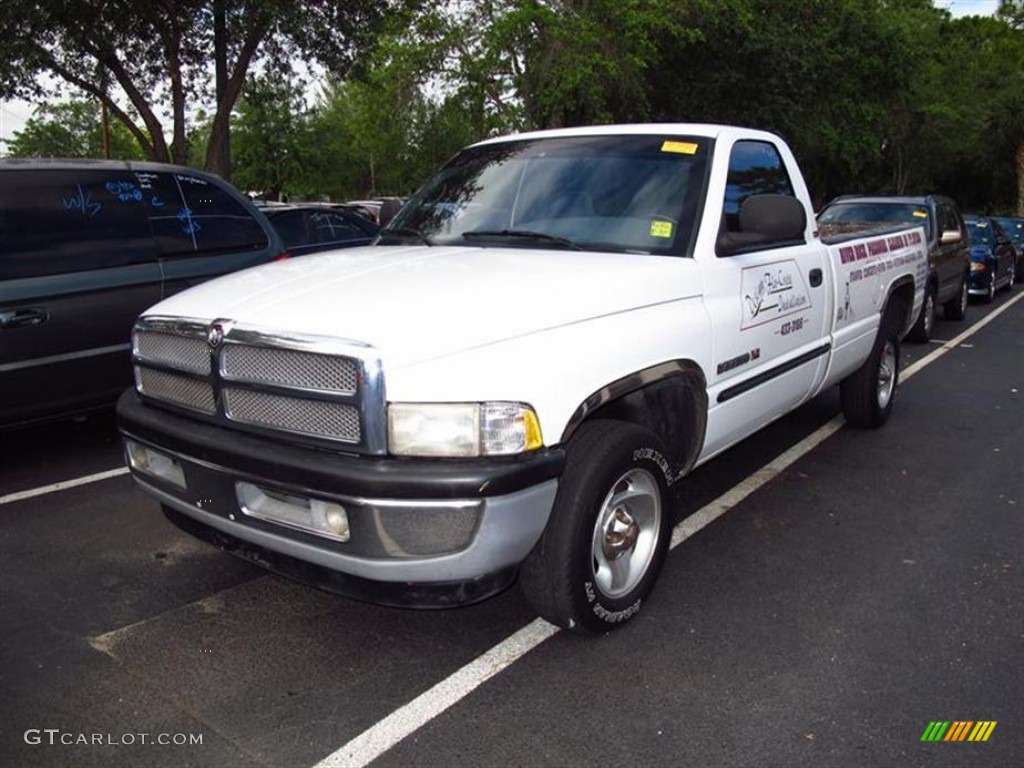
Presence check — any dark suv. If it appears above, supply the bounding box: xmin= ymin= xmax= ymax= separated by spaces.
xmin=817 ymin=194 xmax=971 ymax=342
xmin=0 ymin=159 xmax=285 ymax=429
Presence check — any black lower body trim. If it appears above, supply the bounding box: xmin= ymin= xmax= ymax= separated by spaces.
xmin=162 ymin=505 xmax=519 ymax=609
xmin=717 ymin=343 xmax=832 ymax=403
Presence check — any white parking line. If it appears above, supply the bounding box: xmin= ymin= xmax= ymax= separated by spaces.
xmin=0 ymin=467 xmax=129 ymax=506
xmin=312 ymin=293 xmax=1022 ymax=768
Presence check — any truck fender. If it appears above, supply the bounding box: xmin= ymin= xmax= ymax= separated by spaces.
xmin=560 ymin=361 xmax=708 ymax=483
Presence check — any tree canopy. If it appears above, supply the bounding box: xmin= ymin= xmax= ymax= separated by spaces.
xmin=4 ymin=1 xmax=1023 ymax=213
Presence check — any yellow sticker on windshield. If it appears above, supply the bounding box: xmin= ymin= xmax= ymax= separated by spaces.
xmin=661 ymin=141 xmax=698 ymax=155
xmin=912 ymin=211 xmax=928 ymax=218
xmin=650 ymin=220 xmax=673 ymax=238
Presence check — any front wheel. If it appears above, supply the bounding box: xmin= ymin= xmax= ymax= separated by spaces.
xmin=982 ymin=272 xmax=996 ymax=303
xmin=519 ymin=420 xmax=673 ymax=634
xmin=840 ymin=309 xmax=900 ymax=428
xmin=1004 ymin=264 xmax=1015 ymax=292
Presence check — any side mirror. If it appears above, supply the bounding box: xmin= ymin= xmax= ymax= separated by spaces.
xmin=717 ymin=194 xmax=808 ymax=256
xmin=940 ymin=229 xmax=962 ymax=245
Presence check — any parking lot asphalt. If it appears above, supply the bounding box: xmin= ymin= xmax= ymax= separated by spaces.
xmin=1 ymin=292 xmax=1021 ymax=768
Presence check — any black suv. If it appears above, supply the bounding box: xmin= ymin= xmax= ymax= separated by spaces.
xmin=817 ymin=194 xmax=971 ymax=342
xmin=0 ymin=159 xmax=285 ymax=429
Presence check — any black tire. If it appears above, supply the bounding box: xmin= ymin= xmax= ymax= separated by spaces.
xmin=519 ymin=420 xmax=673 ymax=634
xmin=907 ymin=283 xmax=935 ymax=342
xmin=982 ymin=272 xmax=996 ymax=303
xmin=943 ymin=275 xmax=968 ymax=321
xmin=840 ymin=308 xmax=901 ymax=429
xmin=1015 ymin=258 xmax=1024 ymax=284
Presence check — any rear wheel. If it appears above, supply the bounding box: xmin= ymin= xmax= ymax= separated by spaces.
xmin=943 ymin=276 xmax=968 ymax=321
xmin=1004 ymin=264 xmax=1015 ymax=292
xmin=841 ymin=308 xmax=900 ymax=428
xmin=520 ymin=420 xmax=673 ymax=634
xmin=907 ymin=284 xmax=935 ymax=342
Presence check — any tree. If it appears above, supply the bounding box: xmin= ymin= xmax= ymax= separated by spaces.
xmin=0 ymin=1 xmax=408 ymax=178
xmin=231 ymin=72 xmax=309 ymax=200
xmin=6 ymin=99 xmax=144 ymax=159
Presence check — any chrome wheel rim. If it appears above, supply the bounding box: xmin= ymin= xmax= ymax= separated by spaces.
xmin=877 ymin=339 xmax=896 ymax=409
xmin=923 ymin=292 xmax=934 ymax=335
xmin=959 ymin=281 xmax=968 ymax=314
xmin=591 ymin=468 xmax=661 ymax=599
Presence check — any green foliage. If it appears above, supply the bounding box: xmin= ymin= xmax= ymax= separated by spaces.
xmin=231 ymin=73 xmax=309 ymax=199
xmin=4 ymin=1 xmax=1021 ymax=211
xmin=0 ymin=1 xmax=409 ymax=171
xmin=6 ymin=100 xmax=145 ymax=160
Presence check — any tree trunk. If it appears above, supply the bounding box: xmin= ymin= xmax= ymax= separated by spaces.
xmin=212 ymin=0 xmax=231 ymax=180
xmin=165 ymin=28 xmax=187 ymax=165
xmin=205 ymin=14 xmax=270 ymax=178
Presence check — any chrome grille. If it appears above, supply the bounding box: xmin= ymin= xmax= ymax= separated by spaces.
xmin=132 ymin=317 xmax=384 ymax=453
xmin=135 ymin=331 xmax=210 ymax=374
xmin=222 ymin=344 xmax=357 ymax=393
xmin=223 ymin=388 xmax=361 ymax=442
xmin=136 ymin=367 xmax=216 ymax=414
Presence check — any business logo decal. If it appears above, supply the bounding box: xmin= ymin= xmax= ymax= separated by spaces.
xmin=920 ymin=721 xmax=996 ymax=742
xmin=740 ymin=260 xmax=810 ymax=330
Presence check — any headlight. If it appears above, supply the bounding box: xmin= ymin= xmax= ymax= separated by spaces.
xmin=388 ymin=402 xmax=543 ymax=457
xmin=970 ymin=261 xmax=987 ymax=272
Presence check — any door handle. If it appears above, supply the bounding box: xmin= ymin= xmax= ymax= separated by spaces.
xmin=0 ymin=308 xmax=49 ymax=329
xmin=809 ymin=268 xmax=823 ymax=287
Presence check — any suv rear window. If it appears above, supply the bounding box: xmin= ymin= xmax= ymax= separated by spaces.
xmin=143 ymin=171 xmax=269 ymax=257
xmin=818 ymin=202 xmax=933 ymax=240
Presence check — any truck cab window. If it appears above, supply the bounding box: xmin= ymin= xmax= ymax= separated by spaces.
xmin=718 ymin=140 xmax=798 ymax=255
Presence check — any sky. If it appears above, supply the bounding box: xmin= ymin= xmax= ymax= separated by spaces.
xmin=0 ymin=0 xmax=1005 ymax=153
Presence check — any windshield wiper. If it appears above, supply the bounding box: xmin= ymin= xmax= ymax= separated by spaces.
xmin=462 ymin=229 xmax=581 ymax=251
xmin=378 ymin=226 xmax=434 ymax=246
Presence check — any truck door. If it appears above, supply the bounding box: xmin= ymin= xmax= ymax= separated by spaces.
xmin=699 ymin=139 xmax=831 ymax=458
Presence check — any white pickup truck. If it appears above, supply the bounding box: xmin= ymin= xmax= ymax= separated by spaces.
xmin=118 ymin=124 xmax=927 ymax=633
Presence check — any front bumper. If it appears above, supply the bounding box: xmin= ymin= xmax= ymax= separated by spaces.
xmin=117 ymin=390 xmax=564 ymax=607
xmin=968 ymin=267 xmax=992 ymax=295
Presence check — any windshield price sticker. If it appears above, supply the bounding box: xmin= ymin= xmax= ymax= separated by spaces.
xmin=661 ymin=140 xmax=699 ymax=155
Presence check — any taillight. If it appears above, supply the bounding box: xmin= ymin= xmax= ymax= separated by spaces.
xmin=274 ymin=251 xmax=292 ymax=262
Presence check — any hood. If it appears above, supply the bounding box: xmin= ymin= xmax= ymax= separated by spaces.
xmin=146 ymin=245 xmax=699 ymax=369
xmin=968 ymin=245 xmax=993 ymax=262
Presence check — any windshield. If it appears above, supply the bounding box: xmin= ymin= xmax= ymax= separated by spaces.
xmin=965 ymin=220 xmax=993 ymax=246
xmin=817 ymin=202 xmax=933 ymax=240
xmin=993 ymin=217 xmax=1023 ymax=243
xmin=384 ymin=135 xmax=710 ymax=255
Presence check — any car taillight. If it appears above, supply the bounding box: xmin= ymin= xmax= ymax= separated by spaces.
xmin=274 ymin=251 xmax=292 ymax=262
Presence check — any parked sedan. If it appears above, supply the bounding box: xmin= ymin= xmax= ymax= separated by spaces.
xmin=963 ymin=216 xmax=1016 ymax=302
xmin=262 ymin=204 xmax=379 ymax=256
xmin=991 ymin=216 xmax=1024 ymax=282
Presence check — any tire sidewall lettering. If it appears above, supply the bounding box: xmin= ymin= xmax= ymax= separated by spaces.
xmin=632 ymin=446 xmax=673 ymax=486
xmin=592 ymin=598 xmax=642 ymax=624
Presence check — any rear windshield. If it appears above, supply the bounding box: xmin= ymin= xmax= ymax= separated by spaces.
xmin=818 ymin=202 xmax=933 ymax=240
xmin=387 ymin=134 xmax=711 ymax=255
